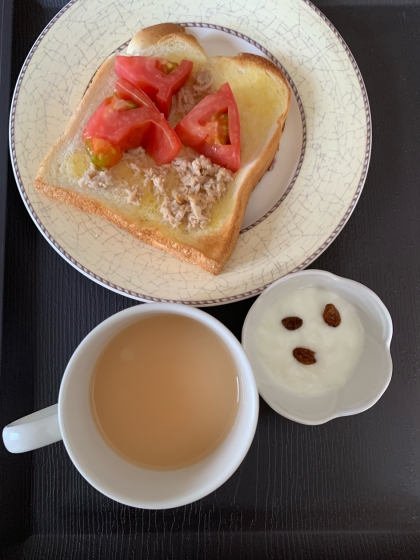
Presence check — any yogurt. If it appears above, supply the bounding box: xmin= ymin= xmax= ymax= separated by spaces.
xmin=256 ymin=287 xmax=365 ymax=397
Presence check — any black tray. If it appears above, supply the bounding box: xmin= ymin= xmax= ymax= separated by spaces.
xmin=0 ymin=0 xmax=12 ymax=364
xmin=2 ymin=1 xmax=420 ymax=559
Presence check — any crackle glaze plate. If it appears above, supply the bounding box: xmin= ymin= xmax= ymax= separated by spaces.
xmin=10 ymin=0 xmax=371 ymax=306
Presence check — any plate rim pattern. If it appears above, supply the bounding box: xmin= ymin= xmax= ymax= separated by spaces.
xmin=9 ymin=0 xmax=372 ymax=306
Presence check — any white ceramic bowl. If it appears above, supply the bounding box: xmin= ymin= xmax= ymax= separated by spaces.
xmin=242 ymin=270 xmax=393 ymax=425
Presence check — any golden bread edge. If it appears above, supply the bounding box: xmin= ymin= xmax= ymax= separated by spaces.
xmin=127 ymin=23 xmax=207 ymax=59
xmin=129 ymin=23 xmax=187 ymax=50
xmin=34 ymin=25 xmax=291 ymax=275
xmin=33 ymin=179 xmax=225 ymax=274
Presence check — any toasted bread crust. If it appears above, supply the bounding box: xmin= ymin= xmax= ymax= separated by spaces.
xmin=34 ymin=25 xmax=291 ymax=275
xmin=127 ymin=23 xmax=207 ymax=59
xmin=129 ymin=23 xmax=186 ymax=50
xmin=33 ymin=178 xmax=224 ymax=273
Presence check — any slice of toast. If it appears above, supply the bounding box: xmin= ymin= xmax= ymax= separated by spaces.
xmin=34 ymin=24 xmax=290 ymax=275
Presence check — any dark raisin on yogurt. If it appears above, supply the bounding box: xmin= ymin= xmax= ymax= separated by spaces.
xmin=323 ymin=303 xmax=341 ymax=327
xmin=282 ymin=317 xmax=303 ymax=331
xmin=293 ymin=347 xmax=316 ymax=365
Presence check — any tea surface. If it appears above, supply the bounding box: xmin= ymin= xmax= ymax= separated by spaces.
xmin=90 ymin=314 xmax=239 ymax=470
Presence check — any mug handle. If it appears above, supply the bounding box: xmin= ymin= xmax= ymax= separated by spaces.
xmin=2 ymin=404 xmax=62 ymax=453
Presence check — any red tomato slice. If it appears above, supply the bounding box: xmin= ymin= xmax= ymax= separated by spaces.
xmin=85 ymin=137 xmax=123 ymax=168
xmin=114 ymin=79 xmax=182 ymax=164
xmin=114 ymin=77 xmax=155 ymax=108
xmin=82 ymin=80 xmax=182 ymax=166
xmin=174 ymin=83 xmax=241 ymax=172
xmin=114 ymin=56 xmax=193 ymax=118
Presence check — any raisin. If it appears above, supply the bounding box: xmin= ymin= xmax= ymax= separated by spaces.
xmin=282 ymin=316 xmax=303 ymax=330
xmin=323 ymin=303 xmax=341 ymax=327
xmin=293 ymin=347 xmax=316 ymax=365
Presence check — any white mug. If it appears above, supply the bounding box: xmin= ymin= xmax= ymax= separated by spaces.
xmin=2 ymin=304 xmax=259 ymax=509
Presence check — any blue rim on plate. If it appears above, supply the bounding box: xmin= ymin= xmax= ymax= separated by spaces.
xmin=9 ymin=0 xmax=371 ymax=306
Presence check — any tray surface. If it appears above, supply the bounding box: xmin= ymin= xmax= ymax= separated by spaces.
xmin=1 ymin=1 xmax=420 ymax=559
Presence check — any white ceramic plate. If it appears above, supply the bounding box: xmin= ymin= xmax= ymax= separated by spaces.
xmin=10 ymin=0 xmax=371 ymax=305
